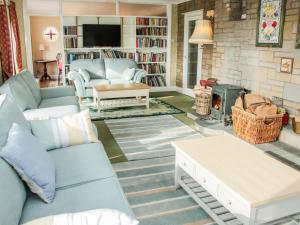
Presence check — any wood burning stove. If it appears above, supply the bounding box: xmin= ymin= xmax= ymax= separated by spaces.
xmin=210 ymin=84 xmax=244 ymax=120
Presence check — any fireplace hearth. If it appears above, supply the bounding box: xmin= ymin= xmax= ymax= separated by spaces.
xmin=210 ymin=84 xmax=244 ymax=120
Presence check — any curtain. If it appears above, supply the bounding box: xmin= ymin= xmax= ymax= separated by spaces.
xmin=0 ymin=0 xmax=13 ymax=77
xmin=0 ymin=0 xmax=22 ymax=78
xmin=9 ymin=1 xmax=22 ymax=73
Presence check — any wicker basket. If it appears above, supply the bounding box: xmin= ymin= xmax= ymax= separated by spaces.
xmin=194 ymin=87 xmax=211 ymax=115
xmin=232 ymin=106 xmax=283 ymax=144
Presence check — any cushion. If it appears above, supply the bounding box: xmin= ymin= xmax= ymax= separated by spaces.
xmin=49 ymin=143 xmax=115 ymax=189
xmin=70 ymin=59 xmax=106 ymax=79
xmin=104 ymin=59 xmax=138 ymax=79
xmin=85 ymin=79 xmax=110 ymax=88
xmin=0 ymin=75 xmax=38 ymax=111
xmin=20 ymin=178 xmax=134 ymax=224
xmin=19 ymin=70 xmax=42 ymax=105
xmin=0 ymin=157 xmax=27 ymax=225
xmin=23 ymin=105 xmax=79 ymax=120
xmin=0 ymin=123 xmax=56 ymax=203
xmin=0 ymin=94 xmax=30 ymax=147
xmin=109 ymin=79 xmax=132 ymax=85
xmin=22 ymin=209 xmax=139 ymax=225
xmin=122 ymin=67 xmax=136 ymax=81
xmin=78 ymin=68 xmax=91 ymax=82
xmin=39 ymin=96 xmax=79 ymax=109
xmin=30 ymin=110 xmax=98 ymax=150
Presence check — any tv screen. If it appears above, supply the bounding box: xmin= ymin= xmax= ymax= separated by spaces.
xmin=83 ymin=24 xmax=121 ymax=47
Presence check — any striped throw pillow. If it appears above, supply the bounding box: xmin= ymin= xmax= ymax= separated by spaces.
xmin=30 ymin=110 xmax=98 ymax=150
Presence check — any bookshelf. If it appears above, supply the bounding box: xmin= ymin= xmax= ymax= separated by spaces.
xmin=62 ymin=16 xmax=170 ymax=89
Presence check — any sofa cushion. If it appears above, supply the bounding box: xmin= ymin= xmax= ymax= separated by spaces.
xmin=85 ymin=79 xmax=110 ymax=88
xmin=24 ymin=105 xmax=79 ymax=120
xmin=70 ymin=59 xmax=106 ymax=79
xmin=49 ymin=143 xmax=115 ymax=189
xmin=39 ymin=96 xmax=78 ymax=109
xmin=20 ymin=178 xmax=134 ymax=224
xmin=104 ymin=59 xmax=138 ymax=79
xmin=0 ymin=75 xmax=38 ymax=111
xmin=1 ymin=123 xmax=56 ymax=203
xmin=78 ymin=68 xmax=90 ymax=82
xmin=109 ymin=79 xmax=132 ymax=85
xmin=0 ymin=157 xmax=27 ymax=225
xmin=0 ymin=94 xmax=30 ymax=147
xmin=19 ymin=70 xmax=42 ymax=105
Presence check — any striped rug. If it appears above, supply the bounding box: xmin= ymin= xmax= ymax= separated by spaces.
xmin=105 ymin=115 xmax=214 ymax=225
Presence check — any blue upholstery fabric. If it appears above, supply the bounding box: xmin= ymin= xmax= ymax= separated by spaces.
xmin=0 ymin=75 xmax=38 ymax=111
xmin=1 ymin=123 xmax=56 ymax=203
xmin=0 ymin=94 xmax=30 ymax=147
xmin=70 ymin=59 xmax=106 ymax=79
xmin=40 ymin=86 xmax=76 ymax=99
xmin=48 ymin=143 xmax=115 ymax=189
xmin=20 ymin=178 xmax=134 ymax=224
xmin=19 ymin=70 xmax=42 ymax=105
xmin=104 ymin=59 xmax=138 ymax=79
xmin=39 ymin=96 xmax=79 ymax=109
xmin=0 ymin=158 xmax=27 ymax=225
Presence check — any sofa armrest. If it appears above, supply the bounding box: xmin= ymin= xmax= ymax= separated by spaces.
xmin=68 ymin=71 xmax=86 ymax=97
xmin=40 ymin=86 xmax=76 ymax=99
xmin=92 ymin=123 xmax=99 ymax=138
xmin=133 ymin=69 xmax=147 ymax=83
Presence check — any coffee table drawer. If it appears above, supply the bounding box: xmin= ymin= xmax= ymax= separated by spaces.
xmin=195 ymin=167 xmax=219 ymax=198
xmin=177 ymin=152 xmax=195 ymax=177
xmin=218 ymin=185 xmax=250 ymax=224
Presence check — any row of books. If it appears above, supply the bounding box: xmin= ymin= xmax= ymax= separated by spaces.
xmin=66 ymin=52 xmax=100 ymax=64
xmin=136 ymin=37 xmax=167 ymax=48
xmin=102 ymin=50 xmax=135 ymax=59
xmin=64 ymin=37 xmax=78 ymax=48
xmin=143 ymin=75 xmax=166 ymax=87
xmin=136 ymin=52 xmax=166 ymax=63
xmin=136 ymin=27 xmax=167 ymax=36
xmin=136 ymin=18 xmax=167 ymax=27
xmin=64 ymin=26 xmax=77 ymax=35
xmin=140 ymin=64 xmax=166 ymax=74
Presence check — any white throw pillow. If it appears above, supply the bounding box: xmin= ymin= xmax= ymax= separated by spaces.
xmin=121 ymin=68 xmax=135 ymax=81
xmin=30 ymin=110 xmax=98 ymax=150
xmin=79 ymin=68 xmax=91 ymax=82
xmin=22 ymin=209 xmax=139 ymax=225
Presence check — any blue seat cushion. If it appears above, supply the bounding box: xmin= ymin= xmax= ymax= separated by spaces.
xmin=20 ymin=178 xmax=134 ymax=224
xmin=70 ymin=59 xmax=106 ymax=79
xmin=48 ymin=143 xmax=115 ymax=189
xmin=39 ymin=96 xmax=78 ymax=109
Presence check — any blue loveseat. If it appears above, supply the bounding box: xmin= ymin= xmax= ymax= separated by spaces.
xmin=0 ymin=94 xmax=134 ymax=225
xmin=68 ymin=58 xmax=147 ymax=98
xmin=0 ymin=70 xmax=79 ymax=120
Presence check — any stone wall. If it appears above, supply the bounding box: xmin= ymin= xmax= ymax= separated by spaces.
xmin=176 ymin=0 xmax=215 ymax=87
xmin=212 ymin=0 xmax=300 ymax=114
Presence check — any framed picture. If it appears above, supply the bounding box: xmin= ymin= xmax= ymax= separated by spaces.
xmin=296 ymin=8 xmax=300 ymax=48
xmin=280 ymin=57 xmax=293 ymax=73
xmin=256 ymin=0 xmax=286 ymax=47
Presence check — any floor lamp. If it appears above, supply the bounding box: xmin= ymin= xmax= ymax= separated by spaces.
xmin=189 ymin=20 xmax=213 ymax=83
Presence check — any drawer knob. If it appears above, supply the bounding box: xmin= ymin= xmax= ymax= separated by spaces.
xmin=227 ymin=200 xmax=232 ymax=205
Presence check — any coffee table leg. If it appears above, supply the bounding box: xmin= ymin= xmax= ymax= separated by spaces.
xmin=146 ymin=93 xmax=149 ymax=109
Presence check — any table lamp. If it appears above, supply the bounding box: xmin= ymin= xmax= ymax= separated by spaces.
xmin=39 ymin=44 xmax=45 ymax=60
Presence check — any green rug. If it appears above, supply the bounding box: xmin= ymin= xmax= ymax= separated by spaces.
xmin=81 ymin=98 xmax=184 ymax=121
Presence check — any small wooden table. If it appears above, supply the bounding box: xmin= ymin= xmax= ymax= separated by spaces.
xmin=92 ymin=83 xmax=150 ymax=111
xmin=35 ymin=59 xmax=56 ymax=81
xmin=172 ymin=134 xmax=300 ymax=225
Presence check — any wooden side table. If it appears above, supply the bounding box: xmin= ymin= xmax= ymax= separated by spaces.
xmin=35 ymin=59 xmax=56 ymax=81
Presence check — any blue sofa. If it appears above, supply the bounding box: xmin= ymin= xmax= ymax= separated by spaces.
xmin=0 ymin=94 xmax=134 ymax=225
xmin=0 ymin=70 xmax=79 ymax=120
xmin=68 ymin=58 xmax=147 ymax=98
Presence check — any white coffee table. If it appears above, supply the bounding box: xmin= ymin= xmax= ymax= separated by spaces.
xmin=172 ymin=134 xmax=300 ymax=225
xmin=92 ymin=83 xmax=150 ymax=111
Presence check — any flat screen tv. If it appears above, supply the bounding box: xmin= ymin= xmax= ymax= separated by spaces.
xmin=83 ymin=24 xmax=121 ymax=47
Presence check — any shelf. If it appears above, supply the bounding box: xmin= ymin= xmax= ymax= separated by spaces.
xmin=136 ymin=35 xmax=167 ymax=38
xmin=146 ymin=73 xmax=166 ymax=76
xmin=136 ymin=48 xmax=167 ymax=51
xmin=137 ymin=62 xmax=166 ymax=64
xmin=64 ymin=35 xmax=78 ymax=38
xmin=136 ymin=25 xmax=167 ymax=28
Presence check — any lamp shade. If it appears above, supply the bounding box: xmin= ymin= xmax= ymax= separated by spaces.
xmin=39 ymin=44 xmax=45 ymax=51
xmin=189 ymin=20 xmax=213 ymax=45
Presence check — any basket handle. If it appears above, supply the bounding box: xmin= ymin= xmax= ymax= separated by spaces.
xmin=263 ymin=116 xmax=275 ymax=126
